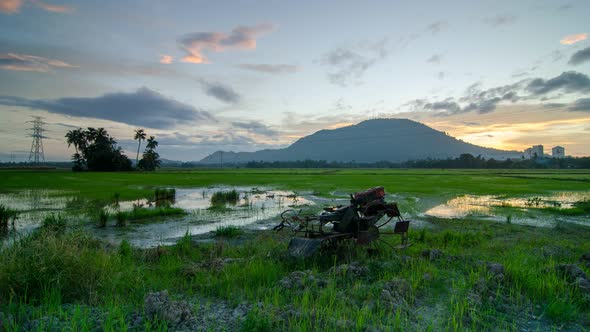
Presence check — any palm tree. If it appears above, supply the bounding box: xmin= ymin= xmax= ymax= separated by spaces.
xmin=146 ymin=136 xmax=158 ymax=150
xmin=134 ymin=129 xmax=146 ymax=166
xmin=65 ymin=128 xmax=83 ymax=153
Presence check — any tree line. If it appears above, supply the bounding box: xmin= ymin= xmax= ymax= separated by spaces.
xmin=238 ymin=154 xmax=590 ymax=169
xmin=65 ymin=128 xmax=160 ymax=172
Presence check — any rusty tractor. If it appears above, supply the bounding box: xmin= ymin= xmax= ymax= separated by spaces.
xmin=274 ymin=186 xmax=410 ymax=257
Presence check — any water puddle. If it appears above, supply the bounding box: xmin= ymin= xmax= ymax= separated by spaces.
xmin=96 ymin=187 xmax=314 ymax=248
xmin=1 ymin=187 xmax=588 ymax=248
xmin=423 ymin=192 xmax=590 ymax=226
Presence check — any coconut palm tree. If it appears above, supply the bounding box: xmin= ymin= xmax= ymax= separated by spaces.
xmin=146 ymin=136 xmax=158 ymax=150
xmin=65 ymin=128 xmax=83 ymax=153
xmin=134 ymin=129 xmax=146 ymax=166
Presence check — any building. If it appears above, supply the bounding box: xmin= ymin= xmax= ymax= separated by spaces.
xmin=531 ymin=145 xmax=544 ymax=158
xmin=523 ymin=145 xmax=545 ymax=159
xmin=552 ymin=146 xmax=565 ymax=158
xmin=524 ymin=147 xmax=532 ymax=159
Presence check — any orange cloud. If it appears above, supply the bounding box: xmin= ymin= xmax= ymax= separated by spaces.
xmin=159 ymin=55 xmax=174 ymax=64
xmin=0 ymin=0 xmax=22 ymax=13
xmin=0 ymin=0 xmax=73 ymax=14
xmin=560 ymin=33 xmax=588 ymax=45
xmin=179 ymin=24 xmax=274 ymax=64
xmin=31 ymin=0 xmax=73 ymax=13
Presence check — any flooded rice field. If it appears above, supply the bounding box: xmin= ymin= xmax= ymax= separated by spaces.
xmin=1 ymin=188 xmax=588 ymax=247
xmin=423 ymin=192 xmax=590 ymax=226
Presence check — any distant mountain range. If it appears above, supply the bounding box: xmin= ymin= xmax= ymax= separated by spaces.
xmin=199 ymin=119 xmax=522 ymax=164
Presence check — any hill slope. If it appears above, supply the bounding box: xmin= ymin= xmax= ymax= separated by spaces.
xmin=200 ymin=119 xmax=522 ymax=163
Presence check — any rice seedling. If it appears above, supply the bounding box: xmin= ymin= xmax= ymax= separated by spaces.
xmin=215 ymin=225 xmax=242 ymax=238
xmin=97 ymin=209 xmax=109 ymax=228
xmin=211 ymin=190 xmax=239 ymax=206
xmin=115 ymin=211 xmax=127 ymax=227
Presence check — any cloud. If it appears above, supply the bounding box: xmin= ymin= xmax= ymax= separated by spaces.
xmin=402 ymin=71 xmax=590 ymax=117
xmin=560 ymin=33 xmax=587 ymax=45
xmin=0 ymin=0 xmax=21 ymax=13
xmin=568 ymin=46 xmax=590 ymax=65
xmin=237 ymin=63 xmax=297 ymax=74
xmin=484 ymin=14 xmax=517 ymax=27
xmin=30 ymin=0 xmax=72 ymax=13
xmin=232 ymin=121 xmax=279 ymax=137
xmin=425 ymin=21 xmax=447 ymax=34
xmin=0 ymin=0 xmax=73 ymax=14
xmin=527 ymin=71 xmax=590 ymax=95
xmin=427 ymin=54 xmax=442 ymax=64
xmin=0 ymin=53 xmax=76 ymax=72
xmin=199 ymin=79 xmax=240 ymax=104
xmin=159 ymin=55 xmax=173 ymax=64
xmin=320 ymin=39 xmax=389 ymax=86
xmin=178 ymin=24 xmax=274 ymax=64
xmin=424 ymin=100 xmax=462 ymax=114
xmin=0 ymin=87 xmax=215 ymax=129
xmin=569 ymin=98 xmax=590 ymax=112
xmin=437 ymin=72 xmax=445 ymax=80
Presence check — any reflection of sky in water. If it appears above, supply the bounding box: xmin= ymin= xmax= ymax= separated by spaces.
xmin=424 ymin=192 xmax=590 ymax=226
xmin=97 ymin=187 xmax=314 ymax=248
xmin=1 ymin=188 xmax=589 ymax=248
xmin=0 ymin=190 xmax=73 ymax=235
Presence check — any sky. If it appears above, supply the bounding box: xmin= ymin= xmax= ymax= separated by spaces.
xmin=0 ymin=0 xmax=589 ymax=161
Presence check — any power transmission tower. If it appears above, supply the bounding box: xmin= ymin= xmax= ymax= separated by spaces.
xmin=27 ymin=116 xmax=47 ymax=164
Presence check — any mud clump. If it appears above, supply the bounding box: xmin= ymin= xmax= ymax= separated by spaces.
xmin=555 ymin=264 xmax=590 ymax=298
xmin=144 ymin=291 xmax=197 ymax=331
xmin=555 ymin=264 xmax=588 ymax=282
xmin=380 ymin=277 xmax=412 ymax=312
xmin=421 ymin=249 xmax=443 ymax=261
xmin=279 ymin=270 xmax=326 ymax=290
xmin=468 ymin=263 xmax=511 ymax=313
xmin=328 ymin=261 xmax=369 ymax=277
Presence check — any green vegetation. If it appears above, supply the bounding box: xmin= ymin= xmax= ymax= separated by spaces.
xmin=154 ymin=188 xmax=176 ymax=201
xmin=137 ymin=136 xmax=161 ymax=171
xmin=115 ymin=211 xmax=127 ymax=227
xmin=215 ymin=225 xmax=242 ymax=238
xmin=211 ymin=189 xmax=240 ymax=205
xmin=65 ymin=127 xmax=132 ymax=172
xmin=0 ymin=204 xmax=18 ymax=232
xmin=542 ymin=200 xmax=590 ymax=216
xmin=0 ymin=169 xmax=589 ymax=330
xmin=1 ymin=169 xmax=589 ymax=203
xmin=96 ymin=209 xmax=109 ymax=228
xmin=1 ymin=217 xmax=589 ymax=330
xmin=41 ymin=214 xmax=67 ymax=234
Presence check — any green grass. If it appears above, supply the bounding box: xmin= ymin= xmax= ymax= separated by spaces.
xmin=0 ymin=169 xmax=590 ymax=330
xmin=542 ymin=200 xmax=590 ymax=216
xmin=1 ymin=169 xmax=589 ymax=203
xmin=0 ymin=204 xmax=18 ymax=231
xmin=41 ymin=214 xmax=67 ymax=234
xmin=123 ymin=207 xmax=186 ymax=221
xmin=211 ymin=189 xmax=240 ymax=205
xmin=215 ymin=225 xmax=242 ymax=238
xmin=154 ymin=187 xmax=175 ymax=202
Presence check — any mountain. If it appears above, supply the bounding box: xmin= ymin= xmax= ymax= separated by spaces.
xmin=199 ymin=119 xmax=522 ymax=164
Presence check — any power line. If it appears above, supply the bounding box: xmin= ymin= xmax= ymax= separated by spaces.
xmin=27 ymin=116 xmax=47 ymax=164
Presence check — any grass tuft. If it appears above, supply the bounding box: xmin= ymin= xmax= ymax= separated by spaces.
xmin=215 ymin=225 xmax=242 ymax=238
xmin=211 ymin=190 xmax=239 ymax=206
xmin=41 ymin=214 xmax=67 ymax=234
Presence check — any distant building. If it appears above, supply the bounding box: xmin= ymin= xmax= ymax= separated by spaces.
xmin=523 ymin=145 xmax=544 ymax=159
xmin=531 ymin=145 xmax=544 ymax=158
xmin=524 ymin=148 xmax=533 ymax=159
xmin=552 ymin=146 xmax=565 ymax=158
